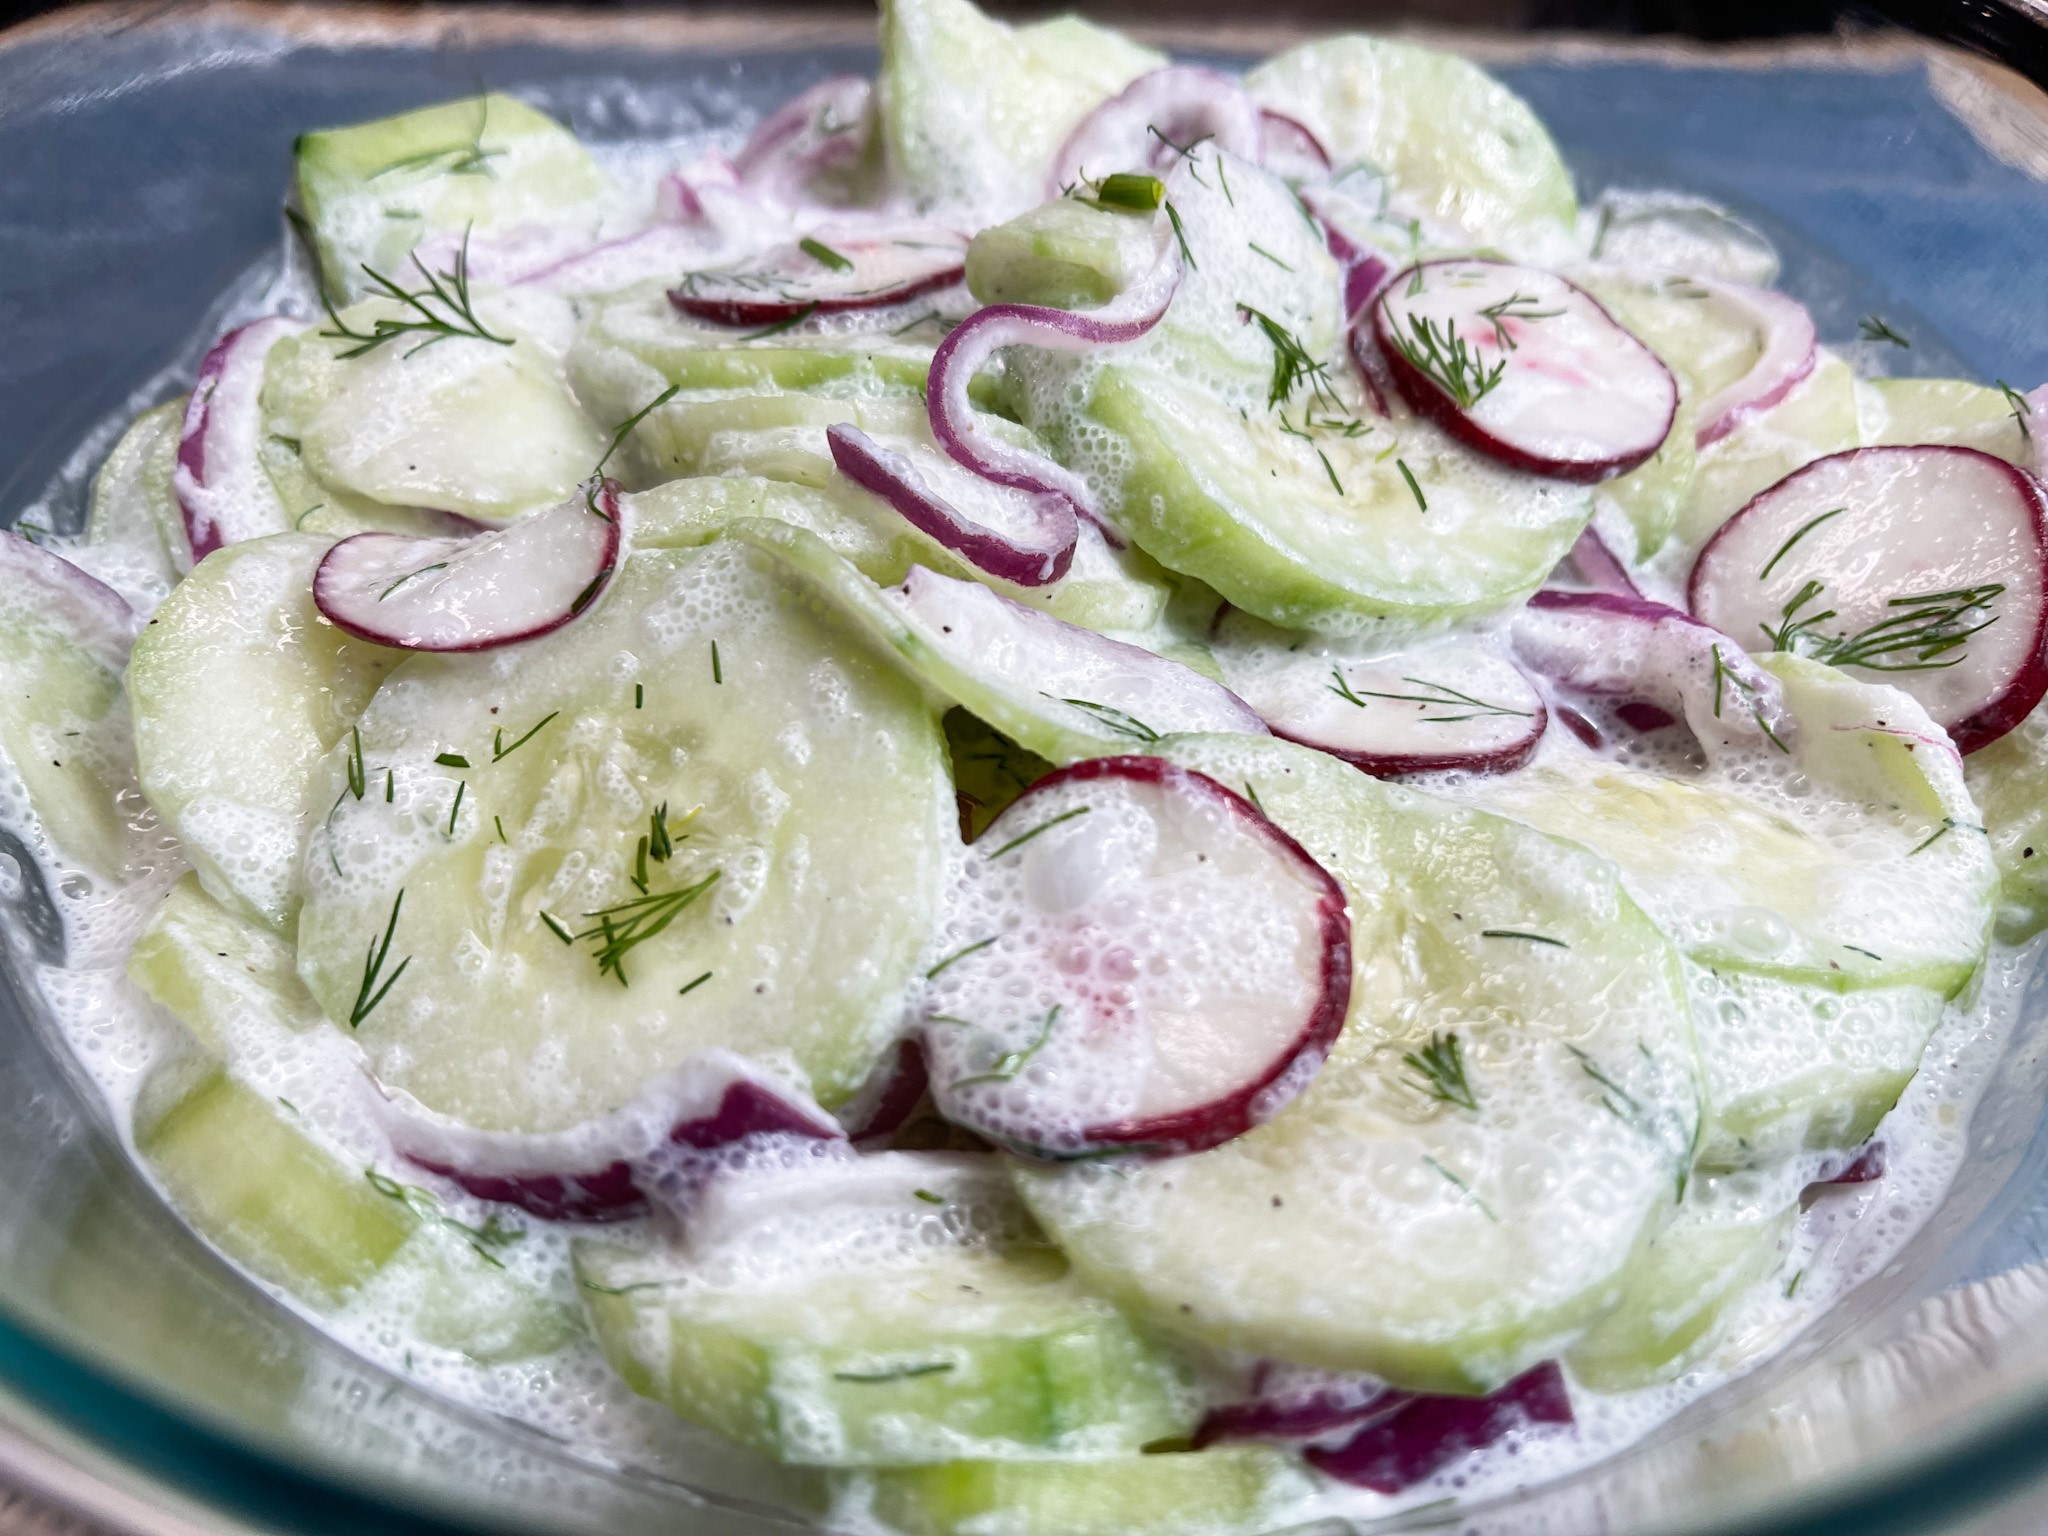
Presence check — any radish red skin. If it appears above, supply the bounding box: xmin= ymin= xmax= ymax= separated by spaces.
xmin=1263 ymin=694 xmax=1546 ymax=780
xmin=947 ymin=755 xmax=1353 ymax=1159
xmin=1374 ymin=260 xmax=1676 ymax=484
xmin=1687 ymin=445 xmax=2048 ymax=755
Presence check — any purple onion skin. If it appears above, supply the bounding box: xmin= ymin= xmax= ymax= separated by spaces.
xmin=669 ymin=1081 xmax=842 ymax=1149
xmin=1193 ymin=1383 xmax=1412 ymax=1450
xmin=841 ymin=1039 xmax=931 ymax=1145
xmin=1614 ymin=701 xmax=1679 ymax=733
xmin=1307 ymin=1362 xmax=1574 ymax=1493
xmin=1816 ymin=1142 xmax=1887 ymax=1188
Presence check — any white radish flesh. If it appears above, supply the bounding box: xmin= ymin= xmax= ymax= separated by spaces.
xmin=1047 ymin=66 xmax=1263 ymax=196
xmin=175 ymin=318 xmax=302 ymax=559
xmin=1374 ymin=260 xmax=1675 ymax=483
xmin=1687 ymin=444 xmax=2048 ymax=753
xmin=923 ymin=757 xmax=1351 ymax=1159
xmin=312 ymin=482 xmax=621 ymax=652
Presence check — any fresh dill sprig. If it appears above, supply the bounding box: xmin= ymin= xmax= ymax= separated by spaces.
xmin=320 ymin=229 xmax=513 ymax=360
xmin=1859 ymin=314 xmax=1911 ymax=348
xmin=1480 ymin=929 xmax=1568 ymax=947
xmin=370 ymin=92 xmax=500 ymax=180
xmin=1763 ymin=580 xmax=2005 ymax=673
xmin=1145 ymin=124 xmax=1214 ymax=161
xmin=492 ymin=711 xmax=559 ymax=762
xmin=1396 ymin=458 xmax=1427 ymax=512
xmin=575 ymin=872 xmax=721 ymax=985
xmin=1164 ymin=201 xmax=1197 ymax=271
xmin=647 ymin=802 xmax=675 ymax=863
xmin=1326 ymin=669 xmax=1531 ymax=723
xmin=1911 ymin=815 xmax=1985 ymax=855
xmin=988 ymin=805 xmax=1090 ymax=859
xmin=1476 ymin=290 xmax=1562 ymax=348
xmin=1315 ymin=447 xmax=1344 ymax=496
xmin=799 ymin=236 xmax=854 ymax=273
xmin=380 ymin=561 xmax=448 ymax=600
xmin=539 ymin=910 xmax=574 ymax=946
xmin=1236 ymin=305 xmax=1340 ymax=413
xmin=346 ymin=727 xmax=367 ymax=800
xmin=446 ymin=781 xmax=466 ymax=835
xmin=2000 ymin=380 xmax=2033 ymax=441
xmin=955 ymin=1005 xmax=1061 ymax=1088
xmin=927 ymin=935 xmax=998 ymax=979
xmin=1402 ymin=1031 xmax=1478 ymax=1111
xmin=1054 ymin=696 xmax=1160 ymax=742
xmin=1248 ymin=241 xmax=1293 ymax=272
xmin=495 ymin=814 xmax=508 ymax=844
xmin=1242 ymin=780 xmax=1266 ymax=816
xmin=1758 ymin=506 xmax=1845 ymax=581
xmin=1423 ymin=1155 xmax=1497 ymax=1222
xmin=593 ymin=386 xmax=681 ymax=481
xmin=1385 ymin=309 xmax=1507 ymax=409
xmin=350 ymin=891 xmax=411 ymax=1027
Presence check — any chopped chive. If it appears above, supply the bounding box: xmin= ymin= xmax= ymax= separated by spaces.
xmin=634 ymin=682 xmax=644 ymax=709
xmin=495 ymin=814 xmax=507 ymax=843
xmin=913 ymin=1189 xmax=945 ymax=1205
xmin=1091 ymin=172 xmax=1164 ymax=212
xmin=832 ymin=1362 xmax=955 ymax=1383
xmin=799 ymin=236 xmax=854 ymax=272
xmin=1242 ymin=781 xmax=1266 ymax=816
xmin=434 ymin=752 xmax=470 ymax=769
xmin=1844 ymin=943 xmax=1884 ymax=961
xmin=926 ymin=935 xmax=997 ymax=979
xmin=446 ymin=781 xmax=466 ymax=834
xmin=385 ymin=768 xmax=394 ymax=803
xmin=988 ymin=805 xmax=1090 ymax=859
xmin=492 ymin=710 xmax=558 ymax=762
xmin=1397 ymin=458 xmax=1426 ymax=511
xmin=1480 ymin=928 xmax=1567 ymax=947
xmin=711 ymin=641 xmax=723 ymax=684
xmin=539 ymin=910 xmax=574 ymax=946
xmin=347 ymin=727 xmax=367 ymax=800
xmin=568 ymin=568 xmax=610 ymax=616
xmin=677 ymin=970 xmax=713 ymax=998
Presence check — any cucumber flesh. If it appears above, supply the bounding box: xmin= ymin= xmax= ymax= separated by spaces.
xmin=1476 ymin=654 xmax=1996 ymax=996
xmin=294 ymin=541 xmax=952 ymax=1133
xmin=1965 ymin=703 xmax=2048 ymax=942
xmin=966 ymin=199 xmax=1153 ymax=310
xmin=85 ymin=400 xmax=189 ymax=599
xmin=863 ymin=1447 xmax=1305 ymax=1536
xmin=126 ymin=533 xmax=398 ymax=930
xmin=294 ymin=93 xmax=613 ymax=303
xmin=1244 ymin=37 xmax=1577 ymax=255
xmin=264 ymin=288 xmax=605 ymax=525
xmin=1018 ymin=734 xmax=1698 ymax=1394
xmin=128 ymin=873 xmax=321 ymax=1059
xmin=1595 ymin=396 xmax=1696 ymax=562
xmin=1680 ymin=351 xmax=1858 ymax=550
xmin=1858 ymin=376 xmax=2031 ymax=464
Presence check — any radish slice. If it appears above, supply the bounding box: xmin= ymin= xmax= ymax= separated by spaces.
xmin=1306 ymin=1363 xmax=1573 ymax=1493
xmin=1258 ymin=110 xmax=1332 ymax=183
xmin=1195 ymin=1365 xmax=1409 ymax=1449
xmin=1687 ymin=445 xmax=2048 ymax=754
xmin=174 ymin=318 xmax=301 ymax=560
xmin=733 ymin=75 xmax=872 ymax=200
xmin=1691 ymin=280 xmax=1817 ymax=447
xmin=834 ymin=1039 xmax=931 ymax=1145
xmin=1047 ymin=66 xmax=1263 ymax=196
xmin=1514 ymin=589 xmax=1794 ymax=753
xmin=1217 ymin=633 xmax=1546 ymax=778
xmin=375 ymin=1048 xmax=844 ymax=1223
xmin=0 ymin=531 xmax=141 ymax=669
xmin=1550 ymin=525 xmax=1642 ymax=598
xmin=669 ymin=225 xmax=966 ymax=327
xmin=921 ymin=756 xmax=1351 ymax=1159
xmin=1374 ymin=260 xmax=1676 ymax=483
xmin=828 ymin=424 xmax=1078 ymax=586
xmin=926 ymin=224 xmax=1181 ymax=523
xmin=312 ymin=481 xmax=622 ymax=652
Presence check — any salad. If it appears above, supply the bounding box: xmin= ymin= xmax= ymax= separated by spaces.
xmin=7 ymin=1 xmax=2046 ymax=1530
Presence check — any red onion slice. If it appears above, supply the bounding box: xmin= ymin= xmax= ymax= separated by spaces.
xmin=374 ymin=1048 xmax=845 ymax=1223
xmin=0 ymin=530 xmax=141 ymax=669
xmin=1306 ymin=1362 xmax=1574 ymax=1494
xmin=1515 ymin=589 xmax=1793 ymax=753
xmin=834 ymin=1039 xmax=931 ymax=1145
xmin=174 ymin=317 xmax=302 ymax=560
xmin=1047 ymin=66 xmax=1263 ymax=196
xmin=1688 ymin=445 xmax=2048 ymax=755
xmin=1258 ymin=110 xmax=1333 ymax=183
xmin=926 ymin=225 xmax=1182 ymax=522
xmin=828 ymin=424 xmax=1078 ymax=586
xmin=1550 ymin=525 xmax=1643 ymax=598
xmin=1692 ymin=280 xmax=1818 ymax=447
xmin=1375 ymin=260 xmax=1677 ymax=483
xmin=312 ymin=481 xmax=622 ymax=653
xmin=1195 ymin=1365 xmax=1410 ymax=1449
xmin=669 ymin=225 xmax=967 ymax=328
xmin=733 ymin=75 xmax=872 ymax=200
xmin=922 ymin=756 xmax=1351 ymax=1160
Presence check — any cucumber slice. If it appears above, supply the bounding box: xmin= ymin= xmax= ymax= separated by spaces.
xmin=263 ymin=289 xmax=605 ymax=525
xmin=128 ymin=873 xmax=321 ymax=1058
xmin=137 ymin=1065 xmax=418 ymax=1307
xmin=1689 ymin=967 xmax=1945 ymax=1170
xmin=1965 ymin=705 xmax=2048 ymax=942
xmin=575 ymin=1167 xmax=1196 ymax=1464
xmin=1018 ymin=734 xmax=1698 ymax=1394
xmin=127 ymin=533 xmax=398 ymax=931
xmin=1597 ymin=396 xmax=1696 ymax=561
xmin=863 ymin=1447 xmax=1305 ymax=1536
xmin=1243 ymin=37 xmax=1576 ymax=253
xmin=354 ymin=1221 xmax=580 ymax=1364
xmin=1078 ymin=364 xmax=1590 ymax=632
xmin=630 ymin=393 xmax=931 ymax=486
xmin=295 ymin=542 xmax=952 ymax=1132
xmin=294 ymin=93 xmax=612 ymax=303
xmin=1857 ymin=376 xmax=2031 ymax=464
xmin=1565 ymin=1191 xmax=1793 ymax=1390
xmin=1681 ymin=351 xmax=1858 ymax=549
xmin=966 ymin=199 xmax=1154 ymax=310
xmin=947 ymin=709 xmax=1054 ymax=840
xmin=1476 ymin=654 xmax=1996 ymax=996
xmin=86 ymin=400 xmax=189 ymax=591
xmin=259 ymin=433 xmax=483 ymax=543
xmin=877 ymin=0 xmax=1163 ymax=216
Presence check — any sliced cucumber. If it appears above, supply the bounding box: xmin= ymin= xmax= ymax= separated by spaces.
xmin=1965 ymin=705 xmax=2048 ymax=942
xmin=1680 ymin=351 xmax=1858 ymax=549
xmin=1477 ymin=654 xmax=1996 ymax=996
xmin=86 ymin=400 xmax=189 ymax=588
xmin=966 ymin=199 xmax=1154 ymax=310
xmin=628 ymin=392 xmax=930 ymax=486
xmin=1857 ymin=376 xmax=2030 ymax=463
xmin=294 ymin=92 xmax=612 ymax=302
xmin=127 ymin=534 xmax=398 ymax=931
xmin=295 ymin=542 xmax=952 ymax=1133
xmin=1597 ymin=396 xmax=1696 ymax=561
xmin=864 ymin=1447 xmax=1305 ymax=1536
xmin=877 ymin=0 xmax=1163 ymax=216
xmin=263 ymin=289 xmax=604 ymax=525
xmin=128 ymin=873 xmax=321 ymax=1058
xmin=1018 ymin=734 xmax=1698 ymax=1395
xmin=947 ymin=709 xmax=1054 ymax=841
xmin=259 ymin=433 xmax=484 ymax=542
xmin=1077 ymin=364 xmax=1590 ymax=632
xmin=353 ymin=1221 xmax=580 ymax=1365
xmin=575 ymin=1228 xmax=1195 ymax=1462
xmin=1566 ymin=1191 xmax=1793 ymax=1390
xmin=1244 ymin=37 xmax=1576 ymax=253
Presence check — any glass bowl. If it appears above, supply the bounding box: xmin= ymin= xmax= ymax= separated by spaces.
xmin=6 ymin=6 xmax=2048 ymax=1533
